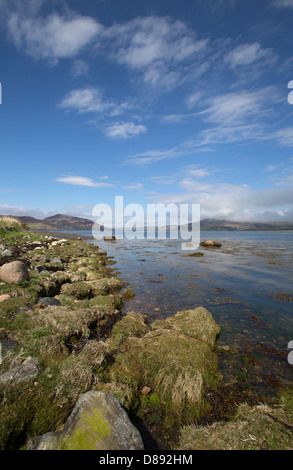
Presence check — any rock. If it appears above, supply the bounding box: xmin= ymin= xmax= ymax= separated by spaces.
xmin=27 ymin=391 xmax=144 ymax=450
xmin=0 ymin=328 xmax=7 ymax=339
xmin=1 ymin=338 xmax=19 ymax=355
xmin=0 ymin=357 xmax=39 ymax=385
xmin=37 ymin=297 xmax=62 ymax=307
xmin=200 ymin=240 xmax=222 ymax=248
xmin=0 ymin=261 xmax=30 ymax=284
xmin=51 ymin=257 xmax=62 ymax=265
xmin=0 ymin=294 xmax=11 ymax=303
xmin=33 ymin=255 xmax=48 ymax=263
xmin=141 ymin=386 xmax=152 ymax=395
xmin=2 ymin=249 xmax=13 ymax=257
xmin=35 ymin=265 xmax=45 ymax=273
xmin=104 ymin=236 xmax=116 ymax=241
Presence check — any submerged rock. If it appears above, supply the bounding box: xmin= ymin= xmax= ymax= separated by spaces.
xmin=27 ymin=391 xmax=144 ymax=450
xmin=0 ymin=261 xmax=30 ymax=284
xmin=200 ymin=240 xmax=222 ymax=248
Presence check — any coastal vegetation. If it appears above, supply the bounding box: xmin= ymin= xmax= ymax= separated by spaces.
xmin=0 ymin=219 xmax=292 ymax=450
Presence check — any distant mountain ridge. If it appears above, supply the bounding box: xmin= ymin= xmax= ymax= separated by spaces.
xmin=1 ymin=215 xmax=293 ymax=232
xmin=200 ymin=219 xmax=293 ymax=231
xmin=3 ymin=214 xmax=94 ymax=231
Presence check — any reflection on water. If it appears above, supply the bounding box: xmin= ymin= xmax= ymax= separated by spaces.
xmin=84 ymin=231 xmax=293 ymax=398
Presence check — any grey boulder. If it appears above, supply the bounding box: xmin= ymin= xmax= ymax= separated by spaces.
xmin=0 ymin=357 xmax=39 ymax=385
xmin=0 ymin=261 xmax=30 ymax=284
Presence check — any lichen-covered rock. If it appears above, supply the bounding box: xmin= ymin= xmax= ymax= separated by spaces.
xmin=0 ymin=357 xmax=39 ymax=385
xmin=0 ymin=261 xmax=30 ymax=284
xmin=27 ymin=391 xmax=144 ymax=450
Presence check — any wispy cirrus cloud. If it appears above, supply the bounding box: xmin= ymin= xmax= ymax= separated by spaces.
xmin=59 ymin=88 xmax=132 ymax=117
xmin=122 ymin=182 xmax=143 ymax=190
xmin=272 ymin=0 xmax=293 ymax=7
xmin=104 ymin=122 xmax=147 ymax=139
xmin=224 ymin=42 xmax=276 ymax=69
xmin=104 ymin=16 xmax=209 ymax=89
xmin=55 ymin=176 xmax=115 ymax=188
xmin=8 ymin=12 xmax=102 ymax=63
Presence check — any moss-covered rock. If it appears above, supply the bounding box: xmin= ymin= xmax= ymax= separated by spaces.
xmin=60 ymin=282 xmax=94 ymax=300
xmin=102 ymin=308 xmax=220 ymax=427
xmin=27 ymin=391 xmax=144 ymax=450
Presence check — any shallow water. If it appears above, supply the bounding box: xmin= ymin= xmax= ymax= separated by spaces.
xmin=64 ymin=230 xmax=293 ymax=398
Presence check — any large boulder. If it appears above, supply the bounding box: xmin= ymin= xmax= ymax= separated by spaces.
xmin=27 ymin=391 xmax=144 ymax=450
xmin=0 ymin=261 xmax=30 ymax=284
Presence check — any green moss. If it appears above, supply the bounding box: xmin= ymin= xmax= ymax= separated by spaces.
xmin=60 ymin=282 xmax=94 ymax=300
xmin=150 ymin=393 xmax=161 ymax=411
xmin=60 ymin=409 xmax=111 ymax=450
xmin=104 ymin=308 xmax=220 ymax=428
xmin=122 ymin=288 xmax=135 ymax=301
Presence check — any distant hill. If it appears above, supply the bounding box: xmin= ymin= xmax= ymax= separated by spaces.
xmin=42 ymin=214 xmax=94 ymax=231
xmin=2 ymin=214 xmax=94 ymax=231
xmin=200 ymin=219 xmax=293 ymax=231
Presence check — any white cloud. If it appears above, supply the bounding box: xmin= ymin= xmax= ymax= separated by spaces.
xmin=225 ymin=42 xmax=276 ymax=69
xmin=8 ymin=12 xmax=102 ymax=62
xmin=105 ymin=122 xmax=147 ymax=139
xmin=265 ymin=165 xmax=278 ymax=172
xmin=60 ymin=88 xmax=108 ymax=114
xmin=122 ymin=182 xmax=143 ymax=190
xmin=55 ymin=176 xmax=115 ymax=188
xmin=189 ymin=168 xmax=211 ymax=178
xmin=59 ymin=88 xmax=133 ymax=117
xmin=200 ymin=87 xmax=278 ymax=125
xmin=105 ymin=16 xmax=209 ymax=89
xmin=149 ymin=180 xmax=293 ymax=222
xmin=273 ymin=127 xmax=293 ymax=147
xmin=186 ymin=92 xmax=202 ymax=109
xmin=273 ymin=0 xmax=293 ymax=7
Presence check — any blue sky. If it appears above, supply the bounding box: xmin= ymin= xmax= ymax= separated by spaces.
xmin=1 ymin=0 xmax=293 ymax=222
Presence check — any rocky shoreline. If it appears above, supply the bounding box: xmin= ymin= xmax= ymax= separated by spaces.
xmin=0 ymin=219 xmax=292 ymax=450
